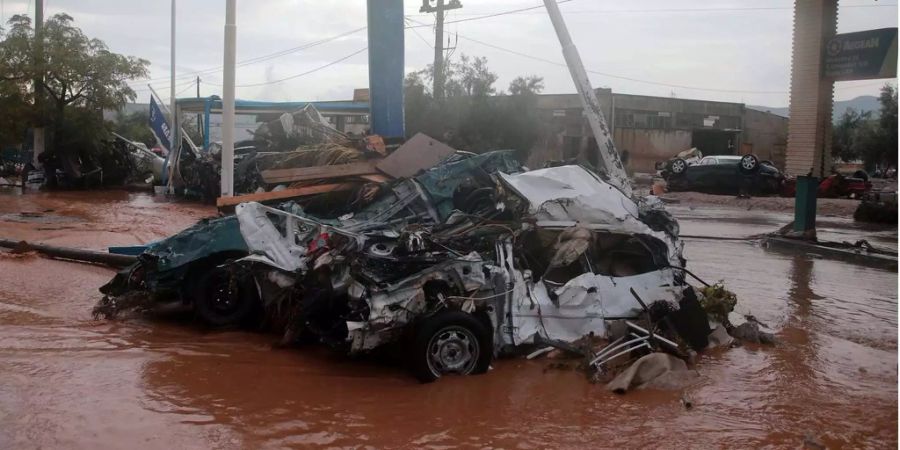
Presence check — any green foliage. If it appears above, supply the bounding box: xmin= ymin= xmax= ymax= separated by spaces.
xmin=831 ymin=84 xmax=899 ymax=170
xmin=508 ymin=75 xmax=544 ymax=96
xmin=875 ymin=84 xmax=898 ymax=168
xmin=0 ymin=13 xmax=149 ymax=160
xmin=416 ymin=54 xmax=500 ymax=98
xmin=831 ymin=108 xmax=875 ymax=162
xmin=404 ymin=55 xmax=545 ymax=159
xmin=0 ymin=15 xmax=35 ymax=146
xmin=55 ymin=106 xmax=109 ymax=163
xmin=698 ymin=283 xmax=738 ymax=324
xmin=111 ymin=111 xmax=155 ymax=148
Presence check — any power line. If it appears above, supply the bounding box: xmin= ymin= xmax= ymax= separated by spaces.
xmin=128 ymin=26 xmax=366 ymax=87
xmin=173 ymin=81 xmax=196 ymax=96
xmin=126 ymin=1 xmax=895 ymax=96
xmin=406 ymin=3 xmax=897 ymax=20
xmin=405 ymin=17 xmax=434 ymax=49
xmin=203 ymin=47 xmax=368 ymax=88
xmin=405 ymin=16 xmax=789 ymax=95
xmin=407 ymin=0 xmax=575 ymax=28
xmin=130 ymin=77 xmax=195 ymax=96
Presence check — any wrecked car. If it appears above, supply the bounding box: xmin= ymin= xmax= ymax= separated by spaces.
xmin=663 ymin=154 xmax=784 ymax=195
xmin=655 ymin=147 xmax=703 ymax=174
xmin=96 ymin=150 xmax=710 ymax=382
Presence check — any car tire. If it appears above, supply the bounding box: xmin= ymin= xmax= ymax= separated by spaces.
xmin=739 ymin=154 xmax=760 ymax=174
xmin=193 ymin=265 xmax=259 ymax=327
xmin=668 ymin=158 xmax=688 ymax=176
xmin=409 ymin=310 xmax=493 ymax=383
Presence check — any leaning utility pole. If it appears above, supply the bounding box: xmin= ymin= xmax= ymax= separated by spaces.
xmin=31 ymin=0 xmax=44 ymax=170
xmin=419 ymin=0 xmax=462 ymax=99
xmin=542 ymin=0 xmax=631 ymax=197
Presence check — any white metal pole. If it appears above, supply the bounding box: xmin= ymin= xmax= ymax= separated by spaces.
xmin=221 ymin=0 xmax=237 ymax=197
xmin=166 ymin=0 xmax=177 ymax=192
xmin=542 ymin=0 xmax=631 ymax=197
xmin=169 ymin=0 xmax=176 ymax=152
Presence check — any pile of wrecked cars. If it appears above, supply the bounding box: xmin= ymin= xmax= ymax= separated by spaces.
xmin=96 ymin=144 xmax=734 ymax=384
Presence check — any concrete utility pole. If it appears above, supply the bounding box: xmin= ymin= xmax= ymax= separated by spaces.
xmin=221 ymin=0 xmax=237 ymax=197
xmin=31 ymin=0 xmax=44 ymax=169
xmin=542 ymin=0 xmax=631 ymax=197
xmin=420 ymin=0 xmax=462 ymax=99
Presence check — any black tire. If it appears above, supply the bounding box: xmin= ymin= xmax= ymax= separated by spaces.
xmin=408 ymin=310 xmax=493 ymax=383
xmin=193 ymin=266 xmax=259 ymax=327
xmin=739 ymin=154 xmax=760 ymax=174
xmin=668 ymin=158 xmax=688 ymax=176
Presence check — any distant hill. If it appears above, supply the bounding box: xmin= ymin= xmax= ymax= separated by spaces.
xmin=749 ymin=95 xmax=881 ymax=122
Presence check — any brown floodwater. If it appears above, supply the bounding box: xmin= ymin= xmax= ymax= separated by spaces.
xmin=0 ymin=189 xmax=896 ymax=449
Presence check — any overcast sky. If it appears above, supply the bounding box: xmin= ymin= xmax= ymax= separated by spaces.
xmin=1 ymin=0 xmax=897 ymax=106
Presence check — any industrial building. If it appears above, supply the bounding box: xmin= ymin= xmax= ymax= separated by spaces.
xmin=527 ymin=89 xmax=789 ymax=173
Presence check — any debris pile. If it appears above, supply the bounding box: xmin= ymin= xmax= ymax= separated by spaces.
xmin=176 ymin=105 xmax=384 ymax=202
xmin=96 ymin=132 xmax=763 ymax=384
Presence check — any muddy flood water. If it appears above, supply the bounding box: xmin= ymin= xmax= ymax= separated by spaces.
xmin=0 ymin=189 xmax=896 ymax=449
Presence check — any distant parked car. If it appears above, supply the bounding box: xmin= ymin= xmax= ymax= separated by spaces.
xmin=662 ymin=154 xmax=784 ymax=195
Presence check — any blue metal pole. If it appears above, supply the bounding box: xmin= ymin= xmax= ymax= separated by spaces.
xmin=203 ymin=97 xmax=211 ymax=151
xmin=367 ymin=0 xmax=405 ymax=138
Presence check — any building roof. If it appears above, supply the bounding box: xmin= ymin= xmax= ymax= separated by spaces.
xmin=175 ymin=96 xmax=370 ymax=114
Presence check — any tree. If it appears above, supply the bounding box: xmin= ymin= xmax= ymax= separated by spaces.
xmin=508 ymin=75 xmax=544 ymax=96
xmin=875 ymin=84 xmax=898 ymax=168
xmin=831 ymin=84 xmax=899 ymax=171
xmin=831 ymin=108 xmax=873 ymax=162
xmin=416 ymin=54 xmax=500 ymax=98
xmin=0 ymin=14 xmax=149 ymax=159
xmin=111 ymin=111 xmax=155 ymax=148
xmin=0 ymin=17 xmax=35 ymax=146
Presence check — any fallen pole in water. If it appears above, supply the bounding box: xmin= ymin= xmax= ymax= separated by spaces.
xmin=0 ymin=238 xmax=137 ymax=268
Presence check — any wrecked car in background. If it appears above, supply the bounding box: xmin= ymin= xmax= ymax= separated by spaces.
xmin=95 ymin=146 xmax=718 ymax=382
xmin=662 ymin=154 xmax=784 ymax=195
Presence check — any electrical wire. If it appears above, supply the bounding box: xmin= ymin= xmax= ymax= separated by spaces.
xmin=202 ymin=47 xmax=367 ymax=88
xmin=129 ymin=1 xmax=896 ymax=95
xmin=405 ymin=17 xmax=434 ymax=49
xmin=127 ymin=26 xmax=367 ymax=87
xmin=173 ymin=81 xmax=196 ymax=96
xmin=406 ymin=2 xmax=897 ymax=20
xmin=404 ymin=16 xmax=790 ymax=95
xmin=406 ymin=0 xmax=577 ymax=28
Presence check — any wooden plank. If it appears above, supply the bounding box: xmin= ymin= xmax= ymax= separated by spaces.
xmin=216 ymin=183 xmax=356 ymax=208
xmin=359 ymin=174 xmax=390 ymax=183
xmin=260 ymin=161 xmax=380 ymax=184
xmin=376 ymin=133 xmax=456 ymax=178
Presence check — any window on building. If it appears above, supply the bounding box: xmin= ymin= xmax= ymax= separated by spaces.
xmin=647 ymin=114 xmax=670 ymax=129
xmin=615 ymin=110 xmax=635 ymax=128
xmin=675 ymin=112 xmax=704 ymax=129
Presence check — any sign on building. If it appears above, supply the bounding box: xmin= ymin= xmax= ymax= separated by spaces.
xmin=823 ymin=28 xmax=897 ymax=81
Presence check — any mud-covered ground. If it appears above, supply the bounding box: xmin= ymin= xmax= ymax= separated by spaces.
xmin=0 ymin=188 xmax=896 ymax=449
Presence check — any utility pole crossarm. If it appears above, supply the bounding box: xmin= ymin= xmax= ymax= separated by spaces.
xmin=542 ymin=0 xmax=632 ymax=197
